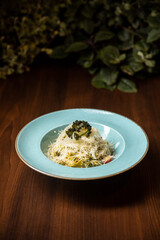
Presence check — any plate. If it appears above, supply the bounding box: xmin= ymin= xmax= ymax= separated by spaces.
xmin=15 ymin=108 xmax=149 ymax=180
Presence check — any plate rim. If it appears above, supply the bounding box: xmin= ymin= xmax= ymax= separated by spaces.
xmin=15 ymin=108 xmax=149 ymax=180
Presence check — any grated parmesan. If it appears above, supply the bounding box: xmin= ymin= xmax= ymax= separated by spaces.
xmin=47 ymin=123 xmax=113 ymax=168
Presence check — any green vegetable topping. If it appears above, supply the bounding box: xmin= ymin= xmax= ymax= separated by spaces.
xmin=66 ymin=120 xmax=92 ymax=140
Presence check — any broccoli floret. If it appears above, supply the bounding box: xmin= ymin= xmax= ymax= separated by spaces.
xmin=66 ymin=120 xmax=92 ymax=140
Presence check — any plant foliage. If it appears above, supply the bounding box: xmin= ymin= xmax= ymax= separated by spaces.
xmin=0 ymin=0 xmax=160 ymax=92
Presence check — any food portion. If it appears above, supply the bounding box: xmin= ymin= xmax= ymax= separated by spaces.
xmin=47 ymin=120 xmax=114 ymax=168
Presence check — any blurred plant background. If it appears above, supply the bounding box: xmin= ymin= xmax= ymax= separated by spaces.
xmin=0 ymin=0 xmax=160 ymax=92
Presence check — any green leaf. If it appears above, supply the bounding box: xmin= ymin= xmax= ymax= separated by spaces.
xmin=132 ymin=19 xmax=140 ymax=29
xmin=120 ymin=65 xmax=134 ymax=76
xmin=91 ymin=68 xmax=119 ymax=89
xmin=78 ymin=60 xmax=93 ymax=68
xmin=92 ymin=74 xmax=116 ymax=90
xmin=118 ymin=29 xmax=131 ymax=42
xmin=88 ymin=65 xmax=98 ymax=75
xmin=129 ymin=61 xmax=144 ymax=72
xmin=94 ymin=30 xmax=114 ymax=42
xmin=144 ymin=59 xmax=156 ymax=67
xmin=92 ymin=75 xmax=106 ymax=89
xmin=118 ymin=30 xmax=134 ymax=51
xmin=117 ymin=78 xmax=137 ymax=93
xmin=118 ymin=36 xmax=134 ymax=51
xmin=119 ymin=54 xmax=126 ymax=61
xmin=104 ymin=84 xmax=117 ymax=91
xmin=135 ymin=40 xmax=149 ymax=52
xmin=66 ymin=42 xmax=88 ymax=52
xmin=79 ymin=51 xmax=94 ymax=61
xmin=147 ymin=29 xmax=160 ymax=43
xmin=77 ymin=51 xmax=94 ymax=68
xmin=147 ymin=14 xmax=160 ymax=28
xmin=99 ymin=46 xmax=125 ymax=64
xmin=79 ymin=19 xmax=94 ymax=34
xmin=99 ymin=68 xmax=119 ymax=85
xmin=41 ymin=48 xmax=53 ymax=55
xmin=132 ymin=48 xmax=144 ymax=63
xmin=1 ymin=0 xmax=160 ymax=87
xmin=123 ymin=3 xmax=131 ymax=11
xmin=49 ymin=46 xmax=68 ymax=59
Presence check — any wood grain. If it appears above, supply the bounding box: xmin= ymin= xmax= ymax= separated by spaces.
xmin=0 ymin=63 xmax=160 ymax=240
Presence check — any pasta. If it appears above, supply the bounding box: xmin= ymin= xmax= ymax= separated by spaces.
xmin=47 ymin=121 xmax=113 ymax=168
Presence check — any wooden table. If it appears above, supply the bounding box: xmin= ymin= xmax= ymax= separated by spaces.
xmin=0 ymin=63 xmax=160 ymax=240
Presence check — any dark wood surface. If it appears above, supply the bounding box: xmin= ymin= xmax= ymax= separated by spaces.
xmin=0 ymin=63 xmax=160 ymax=240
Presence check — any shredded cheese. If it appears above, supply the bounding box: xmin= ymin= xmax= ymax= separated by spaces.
xmin=47 ymin=123 xmax=113 ymax=168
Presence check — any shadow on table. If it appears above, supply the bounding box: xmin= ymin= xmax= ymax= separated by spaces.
xmin=33 ymin=150 xmax=155 ymax=208
xmin=45 ymin=156 xmax=156 ymax=208
xmin=60 ymin=168 xmax=142 ymax=208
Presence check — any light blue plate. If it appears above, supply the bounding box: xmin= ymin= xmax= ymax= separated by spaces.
xmin=15 ymin=109 xmax=149 ymax=180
